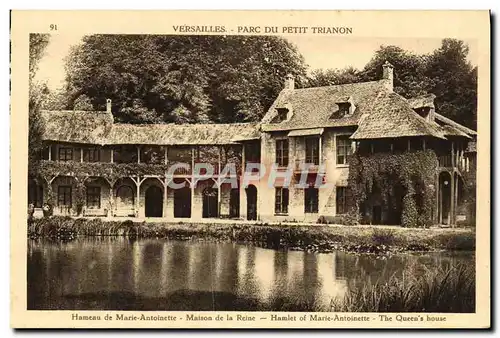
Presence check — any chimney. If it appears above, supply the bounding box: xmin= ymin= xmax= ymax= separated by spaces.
xmin=106 ymin=99 xmax=112 ymax=113
xmin=382 ymin=61 xmax=394 ymax=92
xmin=284 ymin=74 xmax=295 ymax=90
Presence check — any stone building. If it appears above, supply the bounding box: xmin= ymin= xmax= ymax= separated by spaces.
xmin=28 ymin=62 xmax=477 ymax=226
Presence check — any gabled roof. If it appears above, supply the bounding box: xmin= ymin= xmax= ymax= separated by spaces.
xmin=261 ymin=80 xmax=386 ymax=131
xmin=350 ymin=92 xmax=447 ymax=140
xmin=40 ymin=110 xmax=259 ymax=146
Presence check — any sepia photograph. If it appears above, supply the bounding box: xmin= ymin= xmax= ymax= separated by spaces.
xmin=10 ymin=10 xmax=490 ymax=329
xmin=27 ymin=32 xmax=478 ymax=313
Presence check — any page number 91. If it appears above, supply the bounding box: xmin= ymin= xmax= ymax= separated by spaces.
xmin=50 ymin=24 xmax=57 ymax=31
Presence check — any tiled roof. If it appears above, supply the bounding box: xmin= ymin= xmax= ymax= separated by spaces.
xmin=261 ymin=81 xmax=386 ymax=131
xmin=40 ymin=110 xmax=259 ymax=146
xmin=108 ymin=123 xmax=259 ymax=145
xmin=40 ymin=110 xmax=114 ymax=145
xmin=350 ymin=92 xmax=447 ymax=140
xmin=262 ymin=78 xmax=474 ymax=141
xmin=434 ymin=113 xmax=477 ymax=136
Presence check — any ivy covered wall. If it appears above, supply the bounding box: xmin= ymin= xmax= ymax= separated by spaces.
xmin=347 ymin=150 xmax=438 ymax=227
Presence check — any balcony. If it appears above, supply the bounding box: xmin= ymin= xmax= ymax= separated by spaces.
xmin=35 ymin=159 xmax=243 ymax=179
xmin=437 ymin=154 xmax=467 ymax=172
xmin=37 ymin=160 xmax=169 ymax=179
xmin=438 ymin=155 xmax=452 ymax=168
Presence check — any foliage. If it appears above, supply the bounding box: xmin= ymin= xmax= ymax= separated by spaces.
xmin=35 ymin=160 xmax=169 ymax=183
xmin=306 ymin=39 xmax=477 ymax=130
xmin=61 ymin=34 xmax=307 ymax=123
xmin=371 ymin=229 xmax=396 ymax=246
xmin=29 ymin=34 xmax=51 ymax=175
xmin=348 ymin=150 xmax=438 ymax=227
xmin=29 ymin=34 xmax=50 ymax=82
xmin=73 ymin=94 xmax=94 ymax=111
xmin=29 ymin=217 xmax=475 ymax=252
xmin=330 ymin=263 xmax=475 ymax=313
xmin=308 ymin=66 xmax=361 ymax=87
xmin=316 ymin=214 xmax=358 ymax=226
xmin=424 ymin=39 xmax=478 ymax=129
xmin=357 ymin=45 xmax=429 ymax=98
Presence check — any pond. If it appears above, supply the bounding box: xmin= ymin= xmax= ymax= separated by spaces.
xmin=27 ymin=237 xmax=474 ymax=311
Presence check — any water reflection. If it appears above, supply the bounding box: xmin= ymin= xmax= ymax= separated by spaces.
xmin=27 ymin=237 xmax=473 ymax=311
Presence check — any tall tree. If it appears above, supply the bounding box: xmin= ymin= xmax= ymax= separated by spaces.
xmin=312 ymin=41 xmax=477 ymax=130
xmin=63 ymin=34 xmax=307 ymax=124
xmin=29 ymin=33 xmax=50 ymax=170
xmin=308 ymin=67 xmax=361 ymax=87
xmin=358 ymin=45 xmax=429 ymax=98
xmin=424 ymin=39 xmax=477 ymax=129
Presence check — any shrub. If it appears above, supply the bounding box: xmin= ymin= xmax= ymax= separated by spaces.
xmin=371 ymin=229 xmax=396 ymax=246
xmin=317 ymin=214 xmax=358 ymax=226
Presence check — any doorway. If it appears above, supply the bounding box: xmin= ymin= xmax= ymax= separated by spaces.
xmin=203 ymin=187 xmax=219 ymax=218
xmin=174 ymin=185 xmax=191 ymax=218
xmin=439 ymin=171 xmax=452 ymax=224
xmin=230 ymin=188 xmax=240 ymax=218
xmin=246 ymin=184 xmax=257 ymax=220
xmin=145 ymin=185 xmax=163 ymax=217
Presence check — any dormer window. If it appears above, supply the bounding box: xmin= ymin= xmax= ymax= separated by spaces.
xmin=413 ymin=107 xmax=434 ymax=122
xmin=273 ymin=105 xmax=293 ymax=123
xmin=408 ymin=94 xmax=436 ymax=122
xmin=338 ymin=102 xmax=351 ymax=115
xmin=332 ymin=96 xmax=355 ymax=118
xmin=276 ymin=108 xmax=288 ymax=122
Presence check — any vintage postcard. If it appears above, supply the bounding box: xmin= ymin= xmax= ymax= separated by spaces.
xmin=10 ymin=10 xmax=490 ymax=329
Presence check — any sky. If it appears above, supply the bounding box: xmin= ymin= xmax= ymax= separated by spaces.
xmin=35 ymin=34 xmax=477 ymax=91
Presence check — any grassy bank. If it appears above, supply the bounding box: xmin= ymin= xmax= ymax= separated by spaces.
xmin=329 ymin=263 xmax=474 ymax=312
xmin=28 ymin=216 xmax=475 ymax=253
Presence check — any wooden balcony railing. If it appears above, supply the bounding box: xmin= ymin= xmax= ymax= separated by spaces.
xmin=437 ymin=154 xmax=467 ymax=172
xmin=438 ymin=155 xmax=452 ymax=168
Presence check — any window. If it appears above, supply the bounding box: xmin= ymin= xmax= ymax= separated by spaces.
xmin=336 ymin=187 xmax=349 ymax=214
xmin=244 ymin=142 xmax=261 ymax=163
xmin=305 ymin=137 xmax=320 ymax=165
xmin=338 ymin=103 xmax=351 ymax=115
xmin=58 ymin=186 xmax=72 ymax=207
xmin=86 ymin=186 xmax=101 ymax=209
xmin=83 ymin=148 xmax=100 ymax=162
xmin=275 ymin=139 xmax=289 ymax=167
xmin=275 ymin=187 xmax=289 ymax=215
xmin=336 ymin=136 xmax=352 ymax=165
xmin=275 ymin=108 xmax=289 ymax=122
xmin=58 ymin=147 xmax=73 ymax=161
xmin=304 ymin=187 xmax=319 ymax=213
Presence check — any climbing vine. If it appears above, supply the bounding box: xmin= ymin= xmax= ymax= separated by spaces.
xmin=347 ymin=150 xmax=438 ymax=228
xmin=36 ymin=160 xmax=169 ymax=183
xmin=31 ymin=161 xmax=169 ymax=214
